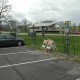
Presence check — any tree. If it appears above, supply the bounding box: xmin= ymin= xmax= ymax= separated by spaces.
xmin=79 ymin=23 xmax=80 ymax=32
xmin=8 ymin=19 xmax=19 ymax=32
xmin=22 ymin=19 xmax=28 ymax=32
xmin=73 ymin=23 xmax=76 ymax=33
xmin=0 ymin=0 xmax=11 ymax=33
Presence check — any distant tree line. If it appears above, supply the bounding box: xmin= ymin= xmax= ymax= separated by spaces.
xmin=1 ymin=18 xmax=31 ymax=33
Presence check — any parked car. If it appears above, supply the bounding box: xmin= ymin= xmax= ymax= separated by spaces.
xmin=0 ymin=34 xmax=25 ymax=47
xmin=75 ymin=32 xmax=80 ymax=35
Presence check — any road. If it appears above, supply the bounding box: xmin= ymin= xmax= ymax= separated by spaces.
xmin=0 ymin=46 xmax=80 ymax=80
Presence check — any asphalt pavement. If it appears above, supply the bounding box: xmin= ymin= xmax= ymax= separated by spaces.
xmin=0 ymin=46 xmax=80 ymax=80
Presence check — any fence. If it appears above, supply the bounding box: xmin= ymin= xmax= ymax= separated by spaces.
xmin=21 ymin=34 xmax=80 ymax=56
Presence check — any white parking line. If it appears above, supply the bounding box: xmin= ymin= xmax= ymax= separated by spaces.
xmin=0 ymin=51 xmax=38 ymax=56
xmin=0 ymin=57 xmax=57 ymax=69
xmin=0 ymin=46 xmax=26 ymax=49
xmin=76 ymin=78 xmax=80 ymax=80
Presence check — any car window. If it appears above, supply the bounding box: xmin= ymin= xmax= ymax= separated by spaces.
xmin=0 ymin=35 xmax=6 ymax=39
xmin=5 ymin=35 xmax=15 ymax=39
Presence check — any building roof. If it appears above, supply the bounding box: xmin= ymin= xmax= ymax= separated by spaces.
xmin=28 ymin=21 xmax=67 ymax=27
xmin=35 ymin=22 xmax=55 ymax=27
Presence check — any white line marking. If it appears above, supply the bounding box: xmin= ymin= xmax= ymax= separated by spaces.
xmin=0 ymin=51 xmax=38 ymax=56
xmin=0 ymin=58 xmax=57 ymax=69
xmin=76 ymin=78 xmax=80 ymax=80
xmin=0 ymin=46 xmax=26 ymax=49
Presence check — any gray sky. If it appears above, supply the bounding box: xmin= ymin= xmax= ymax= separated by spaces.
xmin=9 ymin=0 xmax=80 ymax=24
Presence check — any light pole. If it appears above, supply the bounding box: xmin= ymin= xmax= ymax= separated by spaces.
xmin=64 ymin=21 xmax=71 ymax=56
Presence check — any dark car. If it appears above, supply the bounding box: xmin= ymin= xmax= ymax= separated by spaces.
xmin=0 ymin=35 xmax=25 ymax=47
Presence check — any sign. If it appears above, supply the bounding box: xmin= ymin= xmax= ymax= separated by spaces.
xmin=30 ymin=29 xmax=33 ymax=33
xmin=64 ymin=26 xmax=70 ymax=33
xmin=64 ymin=21 xmax=71 ymax=26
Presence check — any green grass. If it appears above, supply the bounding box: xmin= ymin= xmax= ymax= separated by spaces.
xmin=20 ymin=35 xmax=80 ymax=56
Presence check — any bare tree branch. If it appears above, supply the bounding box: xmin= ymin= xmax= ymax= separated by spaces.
xmin=0 ymin=0 xmax=11 ymax=33
xmin=0 ymin=0 xmax=11 ymax=18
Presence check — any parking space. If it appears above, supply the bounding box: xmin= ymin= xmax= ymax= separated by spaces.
xmin=0 ymin=46 xmax=80 ymax=80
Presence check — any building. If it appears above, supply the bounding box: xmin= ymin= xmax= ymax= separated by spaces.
xmin=28 ymin=21 xmax=64 ymax=33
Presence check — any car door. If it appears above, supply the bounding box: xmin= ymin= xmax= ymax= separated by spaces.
xmin=0 ymin=35 xmax=7 ymax=47
xmin=5 ymin=35 xmax=17 ymax=46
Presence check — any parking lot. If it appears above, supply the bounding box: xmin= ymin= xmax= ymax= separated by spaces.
xmin=0 ymin=46 xmax=80 ymax=80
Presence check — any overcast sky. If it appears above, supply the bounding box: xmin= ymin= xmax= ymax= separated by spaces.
xmin=9 ymin=0 xmax=80 ymax=24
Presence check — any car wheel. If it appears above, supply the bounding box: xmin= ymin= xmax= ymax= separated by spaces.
xmin=17 ymin=41 xmax=22 ymax=46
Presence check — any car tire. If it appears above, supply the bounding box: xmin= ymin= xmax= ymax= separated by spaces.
xmin=17 ymin=41 xmax=22 ymax=46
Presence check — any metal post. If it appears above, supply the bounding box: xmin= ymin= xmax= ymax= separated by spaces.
xmin=0 ymin=13 xmax=1 ymax=34
xmin=64 ymin=21 xmax=70 ymax=56
xmin=65 ymin=33 xmax=70 ymax=55
xmin=42 ymin=26 xmax=45 ymax=40
xmin=0 ymin=21 xmax=1 ymax=34
xmin=32 ymin=25 xmax=35 ymax=46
